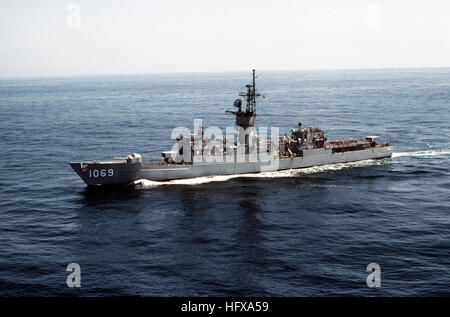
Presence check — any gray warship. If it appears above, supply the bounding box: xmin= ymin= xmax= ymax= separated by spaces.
xmin=70 ymin=70 xmax=393 ymax=186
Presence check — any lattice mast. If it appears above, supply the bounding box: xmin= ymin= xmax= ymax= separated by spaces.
xmin=225 ymin=69 xmax=261 ymax=129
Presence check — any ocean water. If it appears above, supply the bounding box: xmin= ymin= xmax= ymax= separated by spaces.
xmin=0 ymin=68 xmax=449 ymax=296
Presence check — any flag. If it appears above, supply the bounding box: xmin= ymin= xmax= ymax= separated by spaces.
xmin=262 ymin=95 xmax=268 ymax=100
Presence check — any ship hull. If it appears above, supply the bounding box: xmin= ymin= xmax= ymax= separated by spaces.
xmin=70 ymin=146 xmax=393 ymax=186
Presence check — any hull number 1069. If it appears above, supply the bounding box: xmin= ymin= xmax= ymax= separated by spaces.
xmin=89 ymin=169 xmax=114 ymax=178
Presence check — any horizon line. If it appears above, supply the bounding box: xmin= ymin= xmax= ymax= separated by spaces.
xmin=1 ymin=66 xmax=449 ymax=80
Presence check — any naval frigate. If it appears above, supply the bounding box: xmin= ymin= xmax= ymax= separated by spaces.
xmin=70 ymin=70 xmax=393 ymax=186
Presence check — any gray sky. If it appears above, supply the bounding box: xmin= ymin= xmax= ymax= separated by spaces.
xmin=0 ymin=0 xmax=449 ymax=77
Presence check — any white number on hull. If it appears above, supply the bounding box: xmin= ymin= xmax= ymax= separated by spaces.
xmin=88 ymin=169 xmax=114 ymax=178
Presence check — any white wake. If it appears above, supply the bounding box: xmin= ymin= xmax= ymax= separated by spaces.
xmin=392 ymin=149 xmax=450 ymax=158
xmin=134 ymin=149 xmax=449 ymax=188
xmin=134 ymin=159 xmax=390 ymax=188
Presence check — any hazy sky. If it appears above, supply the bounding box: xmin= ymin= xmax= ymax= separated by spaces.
xmin=0 ymin=0 xmax=449 ymax=77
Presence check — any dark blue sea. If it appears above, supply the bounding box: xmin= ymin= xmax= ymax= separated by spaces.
xmin=0 ymin=68 xmax=449 ymax=296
